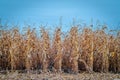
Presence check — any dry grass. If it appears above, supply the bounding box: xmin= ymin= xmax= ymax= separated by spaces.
xmin=0 ymin=71 xmax=120 ymax=80
xmin=0 ymin=25 xmax=120 ymax=74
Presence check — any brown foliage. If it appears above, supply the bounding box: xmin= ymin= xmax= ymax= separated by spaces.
xmin=0 ymin=25 xmax=120 ymax=73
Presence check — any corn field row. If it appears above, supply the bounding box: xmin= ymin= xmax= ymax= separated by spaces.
xmin=0 ymin=26 xmax=120 ymax=73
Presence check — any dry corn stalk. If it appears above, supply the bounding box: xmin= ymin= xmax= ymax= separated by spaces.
xmin=93 ymin=29 xmax=109 ymax=72
xmin=52 ymin=28 xmax=62 ymax=72
xmin=0 ymin=31 xmax=11 ymax=70
xmin=79 ymin=28 xmax=94 ymax=72
xmin=0 ymin=25 xmax=119 ymax=73
xmin=62 ymin=34 xmax=72 ymax=72
xmin=116 ymin=31 xmax=120 ymax=72
xmin=40 ymin=28 xmax=50 ymax=72
xmin=108 ymin=35 xmax=117 ymax=72
xmin=69 ymin=27 xmax=79 ymax=73
xmin=80 ymin=28 xmax=93 ymax=72
xmin=9 ymin=28 xmax=22 ymax=70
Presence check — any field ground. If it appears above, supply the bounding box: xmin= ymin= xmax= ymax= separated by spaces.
xmin=0 ymin=71 xmax=120 ymax=80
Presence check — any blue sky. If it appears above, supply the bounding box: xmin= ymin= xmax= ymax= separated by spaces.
xmin=0 ymin=0 xmax=120 ymax=31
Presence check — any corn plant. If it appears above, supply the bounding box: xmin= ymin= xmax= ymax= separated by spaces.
xmin=93 ymin=29 xmax=109 ymax=72
xmin=40 ymin=27 xmax=50 ymax=72
xmin=51 ymin=28 xmax=62 ymax=72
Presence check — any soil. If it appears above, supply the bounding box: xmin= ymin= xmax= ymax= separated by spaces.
xmin=0 ymin=71 xmax=120 ymax=80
